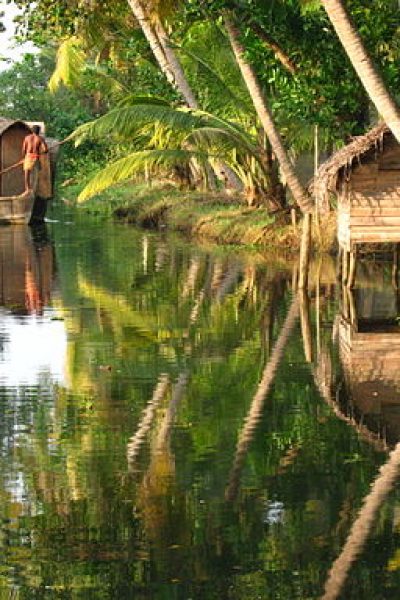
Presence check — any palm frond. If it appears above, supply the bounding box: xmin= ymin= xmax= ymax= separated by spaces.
xmin=48 ymin=37 xmax=86 ymax=93
xmin=175 ymin=44 xmax=250 ymax=114
xmin=69 ymin=105 xmax=208 ymax=146
xmin=117 ymin=94 xmax=170 ymax=107
xmin=186 ymin=126 xmax=257 ymax=157
xmin=78 ymin=149 xmax=209 ymax=202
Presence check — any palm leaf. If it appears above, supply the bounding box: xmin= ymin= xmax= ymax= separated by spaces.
xmin=175 ymin=44 xmax=251 ymax=114
xmin=48 ymin=37 xmax=86 ymax=93
xmin=69 ymin=105 xmax=208 ymax=145
xmin=78 ymin=149 xmax=209 ymax=202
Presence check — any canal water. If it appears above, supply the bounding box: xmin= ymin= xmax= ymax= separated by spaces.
xmin=0 ymin=208 xmax=399 ymax=599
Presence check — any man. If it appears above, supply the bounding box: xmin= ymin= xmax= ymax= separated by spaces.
xmin=22 ymin=125 xmax=48 ymax=192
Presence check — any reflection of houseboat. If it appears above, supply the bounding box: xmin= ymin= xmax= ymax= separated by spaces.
xmin=0 ymin=119 xmax=56 ymax=223
xmin=0 ymin=226 xmax=53 ymax=315
xmin=338 ymin=286 xmax=400 ymax=445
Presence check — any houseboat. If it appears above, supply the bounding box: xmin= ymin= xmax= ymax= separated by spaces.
xmin=0 ymin=118 xmax=56 ymax=224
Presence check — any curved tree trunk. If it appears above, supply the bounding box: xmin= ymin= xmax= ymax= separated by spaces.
xmin=322 ymin=442 xmax=400 ymax=600
xmin=127 ymin=0 xmax=176 ymax=87
xmin=223 ymin=13 xmax=313 ymax=213
xmin=321 ymin=0 xmax=400 ymax=143
xmin=127 ymin=0 xmax=241 ymax=190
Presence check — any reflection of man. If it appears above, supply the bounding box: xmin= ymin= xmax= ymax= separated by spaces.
xmin=22 ymin=125 xmax=48 ymax=192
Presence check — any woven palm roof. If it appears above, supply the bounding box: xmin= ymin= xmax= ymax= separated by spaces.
xmin=0 ymin=118 xmax=31 ymax=136
xmin=312 ymin=122 xmax=392 ymax=209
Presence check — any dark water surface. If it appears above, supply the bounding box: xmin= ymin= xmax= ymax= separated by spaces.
xmin=0 ymin=210 xmax=399 ymax=599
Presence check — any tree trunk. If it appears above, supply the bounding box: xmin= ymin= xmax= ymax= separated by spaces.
xmin=127 ymin=0 xmax=176 ymax=87
xmin=127 ymin=0 xmax=241 ymax=190
xmin=223 ymin=13 xmax=313 ymax=213
xmin=321 ymin=0 xmax=400 ymax=143
xmin=154 ymin=19 xmax=199 ymax=109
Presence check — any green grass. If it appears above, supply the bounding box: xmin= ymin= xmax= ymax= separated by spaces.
xmin=60 ymin=180 xmax=330 ymax=252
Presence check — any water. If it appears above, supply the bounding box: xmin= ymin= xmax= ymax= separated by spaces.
xmin=0 ymin=210 xmax=398 ymax=599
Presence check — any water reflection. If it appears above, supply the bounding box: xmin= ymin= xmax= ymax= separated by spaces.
xmin=0 ymin=226 xmax=66 ymax=388
xmin=2 ymin=218 xmax=400 ymax=598
xmin=337 ymin=283 xmax=400 ymax=446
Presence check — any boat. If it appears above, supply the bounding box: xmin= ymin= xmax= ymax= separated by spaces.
xmin=0 ymin=118 xmax=57 ymax=224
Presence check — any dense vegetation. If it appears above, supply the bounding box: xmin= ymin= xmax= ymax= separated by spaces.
xmin=2 ymin=0 xmax=400 ymax=212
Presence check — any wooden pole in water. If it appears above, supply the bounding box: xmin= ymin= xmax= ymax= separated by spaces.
xmin=298 ymin=212 xmax=312 ymax=290
xmin=336 ymin=247 xmax=344 ymax=281
xmin=392 ymin=243 xmax=400 ymax=289
xmin=347 ymin=246 xmax=357 ymax=289
xmin=299 ymin=289 xmax=313 ymax=363
xmin=342 ymin=250 xmax=349 ymax=285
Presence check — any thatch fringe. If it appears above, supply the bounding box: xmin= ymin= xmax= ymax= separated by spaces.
xmin=311 ymin=122 xmax=391 ymax=211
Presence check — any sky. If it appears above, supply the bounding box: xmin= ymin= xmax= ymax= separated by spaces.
xmin=0 ymin=1 xmax=35 ymax=69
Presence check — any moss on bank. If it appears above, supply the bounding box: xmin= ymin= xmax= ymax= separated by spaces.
xmin=61 ymin=182 xmax=336 ymax=252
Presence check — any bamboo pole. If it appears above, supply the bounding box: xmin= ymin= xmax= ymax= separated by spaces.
xmin=299 ymin=289 xmax=313 ymax=363
xmin=346 ymin=248 xmax=357 ymax=289
xmin=298 ymin=213 xmax=312 ymax=290
xmin=342 ymin=250 xmax=349 ymax=285
xmin=392 ymin=243 xmax=399 ymax=289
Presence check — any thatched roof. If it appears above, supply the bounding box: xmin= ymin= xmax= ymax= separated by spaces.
xmin=0 ymin=118 xmax=31 ymax=136
xmin=312 ymin=122 xmax=392 ymax=210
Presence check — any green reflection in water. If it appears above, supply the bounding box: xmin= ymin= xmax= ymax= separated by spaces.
xmin=0 ymin=214 xmax=398 ymax=599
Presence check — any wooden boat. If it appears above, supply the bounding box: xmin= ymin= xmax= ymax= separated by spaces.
xmin=0 ymin=119 xmax=56 ymax=224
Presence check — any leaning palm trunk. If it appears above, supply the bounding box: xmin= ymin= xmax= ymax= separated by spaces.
xmin=223 ymin=13 xmax=313 ymax=213
xmin=127 ymin=0 xmax=241 ymax=190
xmin=127 ymin=0 xmax=175 ymax=86
xmin=225 ymin=296 xmax=299 ymax=501
xmin=321 ymin=0 xmax=400 ymax=143
xmin=154 ymin=19 xmax=242 ymax=190
xmin=322 ymin=442 xmax=400 ymax=600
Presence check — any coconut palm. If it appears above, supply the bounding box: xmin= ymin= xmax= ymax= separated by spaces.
xmin=321 ymin=0 xmax=400 ymax=143
xmin=69 ymin=101 xmax=283 ymax=206
xmin=222 ymin=13 xmax=313 ymax=214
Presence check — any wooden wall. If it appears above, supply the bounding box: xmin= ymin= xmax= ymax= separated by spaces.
xmin=1 ymin=124 xmax=29 ymax=196
xmin=337 ymin=138 xmax=400 ymax=249
xmin=339 ymin=317 xmax=400 ymax=443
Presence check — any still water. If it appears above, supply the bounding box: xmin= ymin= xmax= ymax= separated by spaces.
xmin=0 ymin=210 xmax=399 ymax=599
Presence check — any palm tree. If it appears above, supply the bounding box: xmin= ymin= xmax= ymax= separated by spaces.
xmin=223 ymin=13 xmax=313 ymax=214
xmin=127 ymin=0 xmax=198 ymax=108
xmin=321 ymin=0 xmax=400 ymax=143
xmin=126 ymin=0 xmax=241 ymax=189
xmin=69 ymin=101 xmax=281 ymax=204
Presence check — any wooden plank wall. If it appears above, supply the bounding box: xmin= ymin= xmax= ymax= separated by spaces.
xmin=1 ymin=126 xmax=26 ymax=196
xmin=338 ymin=143 xmax=400 ymax=247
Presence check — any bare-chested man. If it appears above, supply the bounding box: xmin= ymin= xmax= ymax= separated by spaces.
xmin=22 ymin=125 xmax=48 ymax=192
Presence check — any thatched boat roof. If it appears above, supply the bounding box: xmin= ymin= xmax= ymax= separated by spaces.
xmin=312 ymin=122 xmax=392 ymax=210
xmin=0 ymin=118 xmax=30 ymax=136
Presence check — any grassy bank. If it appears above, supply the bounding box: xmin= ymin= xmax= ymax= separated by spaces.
xmin=61 ymin=181 xmax=336 ymax=252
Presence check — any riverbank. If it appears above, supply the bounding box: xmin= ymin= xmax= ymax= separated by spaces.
xmin=61 ymin=181 xmax=336 ymax=253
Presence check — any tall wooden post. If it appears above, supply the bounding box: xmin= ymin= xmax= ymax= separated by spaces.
xmin=298 ymin=212 xmax=312 ymax=290
xmin=342 ymin=250 xmax=349 ymax=285
xmin=392 ymin=243 xmax=400 ymax=289
xmin=336 ymin=247 xmax=344 ymax=281
xmin=347 ymin=246 xmax=357 ymax=288
xmin=299 ymin=289 xmax=313 ymax=363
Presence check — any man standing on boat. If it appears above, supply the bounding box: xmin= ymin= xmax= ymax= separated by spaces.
xmin=22 ymin=125 xmax=48 ymax=192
